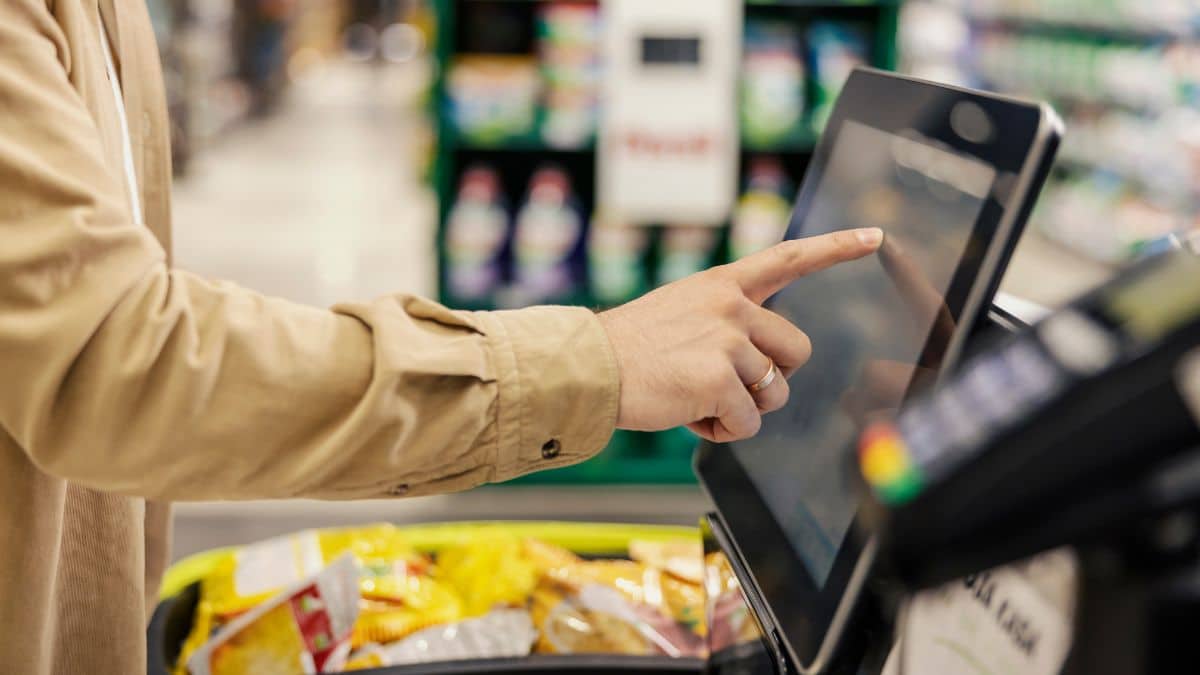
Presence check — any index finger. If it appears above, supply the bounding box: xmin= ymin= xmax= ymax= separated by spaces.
xmin=730 ymin=228 xmax=883 ymax=304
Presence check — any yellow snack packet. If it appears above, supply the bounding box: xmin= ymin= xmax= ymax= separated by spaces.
xmin=436 ymin=531 xmax=541 ymax=616
xmin=202 ymin=524 xmax=423 ymax=618
xmin=521 ymin=537 xmax=581 ymax=571
xmin=188 ymin=554 xmax=360 ymax=675
xmin=350 ymin=580 xmax=462 ymax=648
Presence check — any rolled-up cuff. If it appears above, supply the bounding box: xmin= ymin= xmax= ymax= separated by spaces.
xmin=469 ymin=305 xmax=620 ymax=483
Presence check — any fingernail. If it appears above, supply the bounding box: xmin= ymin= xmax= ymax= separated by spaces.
xmin=856 ymin=228 xmax=884 ymax=248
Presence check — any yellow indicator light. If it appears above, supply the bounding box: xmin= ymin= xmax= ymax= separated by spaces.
xmin=861 ymin=437 xmax=910 ymax=486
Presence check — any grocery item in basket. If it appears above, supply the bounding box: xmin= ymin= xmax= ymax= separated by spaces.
xmin=436 ymin=530 xmax=542 ymax=616
xmin=344 ymin=608 xmax=537 ymax=670
xmin=628 ymin=538 xmax=705 ymax=584
xmin=188 ymin=554 xmax=360 ymax=675
xmin=704 ymin=551 xmax=764 ymax=653
xmin=521 ymin=536 xmax=582 ymax=571
xmin=532 ymin=581 xmax=705 ymax=658
xmin=350 ymin=586 xmax=463 ymax=648
xmin=548 ymin=559 xmax=707 ymax=638
xmin=203 ymin=524 xmax=422 ymax=617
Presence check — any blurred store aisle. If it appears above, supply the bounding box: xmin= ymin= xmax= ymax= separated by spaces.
xmin=172 ymin=60 xmax=437 ymax=307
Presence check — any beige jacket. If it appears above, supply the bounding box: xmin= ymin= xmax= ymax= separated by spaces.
xmin=0 ymin=2 xmax=619 ymax=673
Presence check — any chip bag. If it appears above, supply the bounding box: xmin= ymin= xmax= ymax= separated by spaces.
xmin=188 ymin=554 xmax=360 ymax=675
xmin=179 ymin=525 xmax=458 ymax=672
xmin=546 ymin=559 xmax=706 ymax=637
xmin=530 ymin=557 xmax=706 ymax=658
xmin=532 ymin=580 xmax=705 ymax=657
xmin=202 ymin=525 xmax=421 ymax=618
xmin=435 ymin=530 xmax=541 ymax=616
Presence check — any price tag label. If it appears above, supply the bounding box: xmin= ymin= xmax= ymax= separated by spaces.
xmin=899 ymin=550 xmax=1076 ymax=675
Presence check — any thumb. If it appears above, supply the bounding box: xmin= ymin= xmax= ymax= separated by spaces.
xmin=730 ymin=228 xmax=883 ymax=304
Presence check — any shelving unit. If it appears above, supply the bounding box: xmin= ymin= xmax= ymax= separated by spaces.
xmin=427 ymin=0 xmax=899 ymax=484
xmin=902 ymin=1 xmax=1200 ymax=268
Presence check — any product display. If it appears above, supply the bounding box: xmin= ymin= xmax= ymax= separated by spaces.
xmin=169 ymin=525 xmax=707 ymax=674
xmin=901 ymin=0 xmax=1200 ymax=264
xmin=655 ymin=226 xmax=722 ymax=287
xmin=447 ymin=56 xmax=541 ymax=144
xmin=730 ymin=156 xmax=794 ymax=260
xmin=444 ymin=165 xmax=511 ymax=305
xmin=537 ymin=3 xmax=602 ymax=148
xmin=509 ymin=166 xmax=589 ymax=306
xmin=741 ymin=20 xmax=807 ymax=148
xmin=807 ymin=22 xmax=871 ymax=130
xmin=587 ymin=213 xmax=651 ymax=307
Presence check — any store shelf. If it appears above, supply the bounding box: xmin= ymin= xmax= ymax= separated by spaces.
xmin=741 ymin=123 xmax=819 ymax=153
xmin=964 ymin=13 xmax=1193 ymax=42
xmin=444 ymin=114 xmax=596 ymax=153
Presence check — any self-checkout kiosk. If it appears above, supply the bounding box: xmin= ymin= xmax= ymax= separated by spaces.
xmin=151 ymin=70 xmax=1200 ymax=675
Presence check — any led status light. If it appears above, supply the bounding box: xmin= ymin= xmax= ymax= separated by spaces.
xmin=858 ymin=422 xmax=924 ymax=505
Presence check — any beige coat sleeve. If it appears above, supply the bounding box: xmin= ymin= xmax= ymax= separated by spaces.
xmin=0 ymin=1 xmax=618 ymax=501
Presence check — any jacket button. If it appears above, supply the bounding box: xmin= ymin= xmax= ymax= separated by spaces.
xmin=388 ymin=484 xmax=409 ymax=496
xmin=541 ymin=439 xmax=561 ymax=459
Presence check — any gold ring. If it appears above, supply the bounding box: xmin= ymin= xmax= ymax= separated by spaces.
xmin=747 ymin=359 xmax=777 ymax=393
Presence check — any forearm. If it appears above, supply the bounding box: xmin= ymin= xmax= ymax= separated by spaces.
xmin=8 ymin=259 xmax=618 ymax=501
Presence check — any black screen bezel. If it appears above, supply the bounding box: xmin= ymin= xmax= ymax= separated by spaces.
xmin=695 ymin=68 xmax=1053 ymax=670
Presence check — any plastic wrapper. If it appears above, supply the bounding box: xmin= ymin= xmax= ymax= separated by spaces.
xmin=176 ymin=526 xmax=708 ymax=672
xmin=344 ymin=609 xmax=537 ymax=670
xmin=188 ymin=554 xmax=360 ymax=675
xmin=532 ymin=559 xmax=706 ymax=657
xmin=704 ymin=551 xmax=764 ymax=653
xmin=178 ymin=525 xmax=459 ymax=672
xmin=549 ymin=560 xmax=706 ymax=636
xmin=202 ymin=524 xmax=424 ymax=618
xmin=628 ymin=539 xmax=705 ymax=585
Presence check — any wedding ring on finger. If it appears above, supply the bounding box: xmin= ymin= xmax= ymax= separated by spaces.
xmin=747 ymin=359 xmax=778 ymax=393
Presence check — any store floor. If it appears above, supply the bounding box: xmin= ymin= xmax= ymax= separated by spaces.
xmin=168 ymin=60 xmax=707 ymax=561
xmin=173 ymin=59 xmax=436 ymax=307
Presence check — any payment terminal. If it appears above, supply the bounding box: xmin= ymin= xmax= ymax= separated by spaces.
xmin=858 ymin=249 xmax=1200 ymax=675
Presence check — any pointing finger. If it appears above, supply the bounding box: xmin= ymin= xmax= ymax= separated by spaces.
xmin=729 ymin=228 xmax=883 ymax=304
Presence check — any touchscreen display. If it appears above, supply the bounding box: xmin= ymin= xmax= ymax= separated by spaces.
xmin=730 ymin=120 xmax=997 ymax=585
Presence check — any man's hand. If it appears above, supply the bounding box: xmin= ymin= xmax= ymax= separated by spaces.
xmin=598 ymin=228 xmax=884 ymax=443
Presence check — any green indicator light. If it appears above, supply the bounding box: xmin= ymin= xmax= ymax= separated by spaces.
xmin=878 ymin=468 xmax=924 ymax=506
